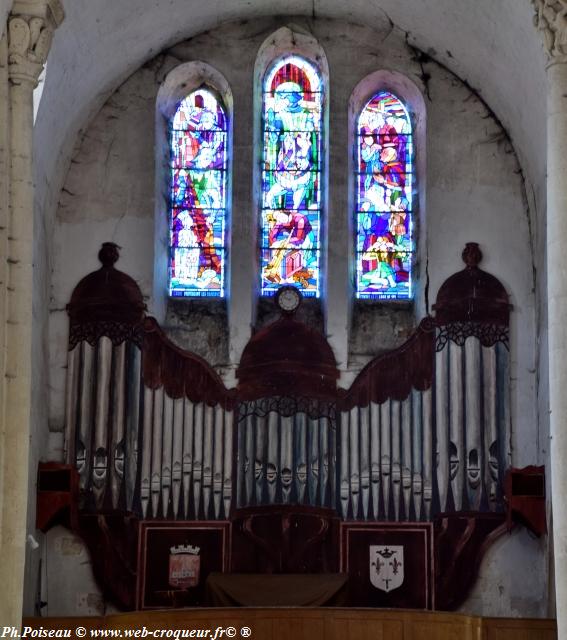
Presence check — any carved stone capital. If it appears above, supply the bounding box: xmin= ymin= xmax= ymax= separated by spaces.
xmin=8 ymin=0 xmax=64 ymax=87
xmin=533 ymin=0 xmax=567 ymax=65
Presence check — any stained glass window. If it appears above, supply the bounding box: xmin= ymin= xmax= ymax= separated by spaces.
xmin=260 ymin=56 xmax=323 ymax=297
xmin=169 ymin=88 xmax=227 ymax=297
xmin=355 ymin=92 xmax=413 ymax=300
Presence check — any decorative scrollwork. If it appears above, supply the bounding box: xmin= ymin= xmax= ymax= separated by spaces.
xmin=436 ymin=322 xmax=509 ymax=352
xmin=69 ymin=321 xmax=143 ymax=349
xmin=533 ymin=0 xmax=567 ymax=62
xmin=238 ymin=396 xmax=337 ymax=423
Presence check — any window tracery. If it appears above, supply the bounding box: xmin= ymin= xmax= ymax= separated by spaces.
xmin=355 ymin=91 xmax=414 ymax=300
xmin=260 ymin=56 xmax=323 ymax=298
xmin=169 ymin=88 xmax=228 ymax=298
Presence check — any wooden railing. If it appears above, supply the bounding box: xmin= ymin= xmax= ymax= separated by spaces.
xmin=23 ymin=609 xmax=556 ymax=640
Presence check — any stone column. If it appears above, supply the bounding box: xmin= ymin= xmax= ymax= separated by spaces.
xmin=533 ymin=0 xmax=567 ymax=635
xmin=0 ymin=0 xmax=63 ymax=626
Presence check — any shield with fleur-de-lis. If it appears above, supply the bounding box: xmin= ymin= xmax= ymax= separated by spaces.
xmin=369 ymin=545 xmax=404 ymax=592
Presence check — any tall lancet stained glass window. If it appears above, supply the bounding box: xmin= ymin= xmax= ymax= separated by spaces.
xmin=260 ymin=56 xmax=323 ymax=297
xmin=356 ymin=92 xmax=413 ymax=300
xmin=169 ymin=89 xmax=227 ymax=297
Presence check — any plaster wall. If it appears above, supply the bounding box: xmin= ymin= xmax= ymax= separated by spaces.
xmin=41 ymin=527 xmax=112 ymax=618
xmin=458 ymin=528 xmax=547 ymax=618
xmin=41 ymin=17 xmax=545 ymax=618
xmin=0 ymin=0 xmax=10 ymax=37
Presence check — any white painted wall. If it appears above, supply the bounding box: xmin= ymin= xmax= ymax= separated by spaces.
xmin=41 ymin=16 xmax=545 ymax=618
xmin=0 ymin=0 xmax=11 ymax=36
xmin=459 ymin=528 xmax=548 ymax=617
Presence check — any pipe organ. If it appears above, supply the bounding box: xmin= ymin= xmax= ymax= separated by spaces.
xmin=337 ymin=336 xmax=510 ymax=522
xmin=56 ymin=241 xmax=533 ymax=611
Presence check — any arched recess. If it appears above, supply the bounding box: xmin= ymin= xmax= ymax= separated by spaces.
xmin=154 ymin=62 xmax=233 ymax=320
xmin=253 ymin=26 xmax=329 ymax=305
xmin=348 ymin=71 xmax=426 ymax=315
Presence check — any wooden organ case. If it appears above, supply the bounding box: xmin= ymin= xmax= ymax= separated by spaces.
xmin=45 ymin=241 xmax=545 ymax=611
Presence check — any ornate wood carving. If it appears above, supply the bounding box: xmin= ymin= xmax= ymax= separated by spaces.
xmin=142 ymin=317 xmax=236 ymax=409
xmin=338 ymin=317 xmax=436 ymax=410
xmin=56 ymin=242 xmax=540 ymax=612
xmin=434 ymin=513 xmax=507 ymax=610
xmin=67 ymin=243 xmax=145 ymax=348
xmin=435 ymin=321 xmax=509 ymax=351
xmin=433 ymin=243 xmax=511 ymax=328
xmin=505 ymin=465 xmax=547 ymax=537
xmin=236 ymin=315 xmax=339 ymax=401
xmin=238 ymin=396 xmax=336 ymax=421
xmin=231 ymin=505 xmax=339 ymax=574
xmin=78 ymin=513 xmax=139 ymax=611
xmin=36 ymin=463 xmax=79 ymax=532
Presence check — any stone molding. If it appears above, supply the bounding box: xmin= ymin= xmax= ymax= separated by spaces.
xmin=533 ymin=0 xmax=567 ymax=64
xmin=7 ymin=0 xmax=64 ymax=86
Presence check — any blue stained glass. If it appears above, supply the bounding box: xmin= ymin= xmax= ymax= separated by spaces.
xmin=260 ymin=56 xmax=323 ymax=297
xmin=171 ymin=131 xmax=226 ymax=170
xmin=169 ymin=89 xmax=228 ymax=298
xmin=171 ymin=169 xmax=226 ymax=209
xmin=356 ymin=92 xmax=414 ymax=300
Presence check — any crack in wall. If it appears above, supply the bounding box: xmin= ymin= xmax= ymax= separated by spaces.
xmin=405 ymin=36 xmax=433 ymax=101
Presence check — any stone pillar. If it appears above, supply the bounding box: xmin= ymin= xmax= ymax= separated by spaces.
xmin=533 ymin=1 xmax=567 ymax=635
xmin=0 ymin=0 xmax=63 ymax=626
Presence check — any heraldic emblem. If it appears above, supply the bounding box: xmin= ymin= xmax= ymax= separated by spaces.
xmin=369 ymin=545 xmax=404 ymax=592
xmin=169 ymin=544 xmax=200 ymax=589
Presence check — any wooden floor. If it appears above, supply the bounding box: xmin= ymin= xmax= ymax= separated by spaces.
xmin=23 ymin=609 xmax=557 ymax=640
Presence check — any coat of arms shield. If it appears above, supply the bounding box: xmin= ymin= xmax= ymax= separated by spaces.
xmin=369 ymin=545 xmax=404 ymax=592
xmin=168 ymin=544 xmax=200 ymax=589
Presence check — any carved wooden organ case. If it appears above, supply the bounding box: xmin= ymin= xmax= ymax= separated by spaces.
xmin=56 ymin=241 xmax=536 ymax=611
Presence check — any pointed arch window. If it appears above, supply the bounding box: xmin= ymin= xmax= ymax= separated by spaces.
xmin=169 ymin=88 xmax=228 ymax=297
xmin=260 ymin=56 xmax=323 ymax=297
xmin=355 ymin=91 xmax=413 ymax=300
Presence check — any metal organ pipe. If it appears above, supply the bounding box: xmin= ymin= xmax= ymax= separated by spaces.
xmin=182 ymin=399 xmax=194 ymax=519
xmin=349 ymin=407 xmax=360 ymax=518
xmin=422 ymin=388 xmax=433 ymax=520
xmin=391 ymin=400 xmax=402 ymax=521
xmin=380 ymin=401 xmax=391 ymax=518
xmin=370 ymin=402 xmax=381 ymax=520
xmin=401 ymin=397 xmax=412 ymax=521
xmin=77 ymin=342 xmax=95 ymax=495
xmin=435 ymin=346 xmax=450 ymax=514
xmin=171 ymin=397 xmax=184 ymax=518
xmin=360 ymin=405 xmax=370 ymax=520
xmin=202 ymin=405 xmax=214 ymax=518
xmin=64 ymin=332 xmax=510 ymax=523
xmin=482 ymin=345 xmax=498 ymax=507
xmin=223 ymin=410 xmax=233 ymax=518
xmin=449 ymin=341 xmax=464 ymax=511
xmin=64 ymin=346 xmax=81 ymax=478
xmin=140 ymin=386 xmax=153 ymax=518
xmin=213 ymin=405 xmax=224 ymax=519
xmin=161 ymin=393 xmax=174 ymax=517
xmin=465 ymin=338 xmax=483 ymax=510
xmin=110 ymin=341 xmax=126 ymax=510
xmin=280 ymin=415 xmax=293 ymax=502
xmin=294 ymin=412 xmax=307 ymax=504
xmin=125 ymin=345 xmax=141 ymax=512
xmin=192 ymin=402 xmax=204 ymax=518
